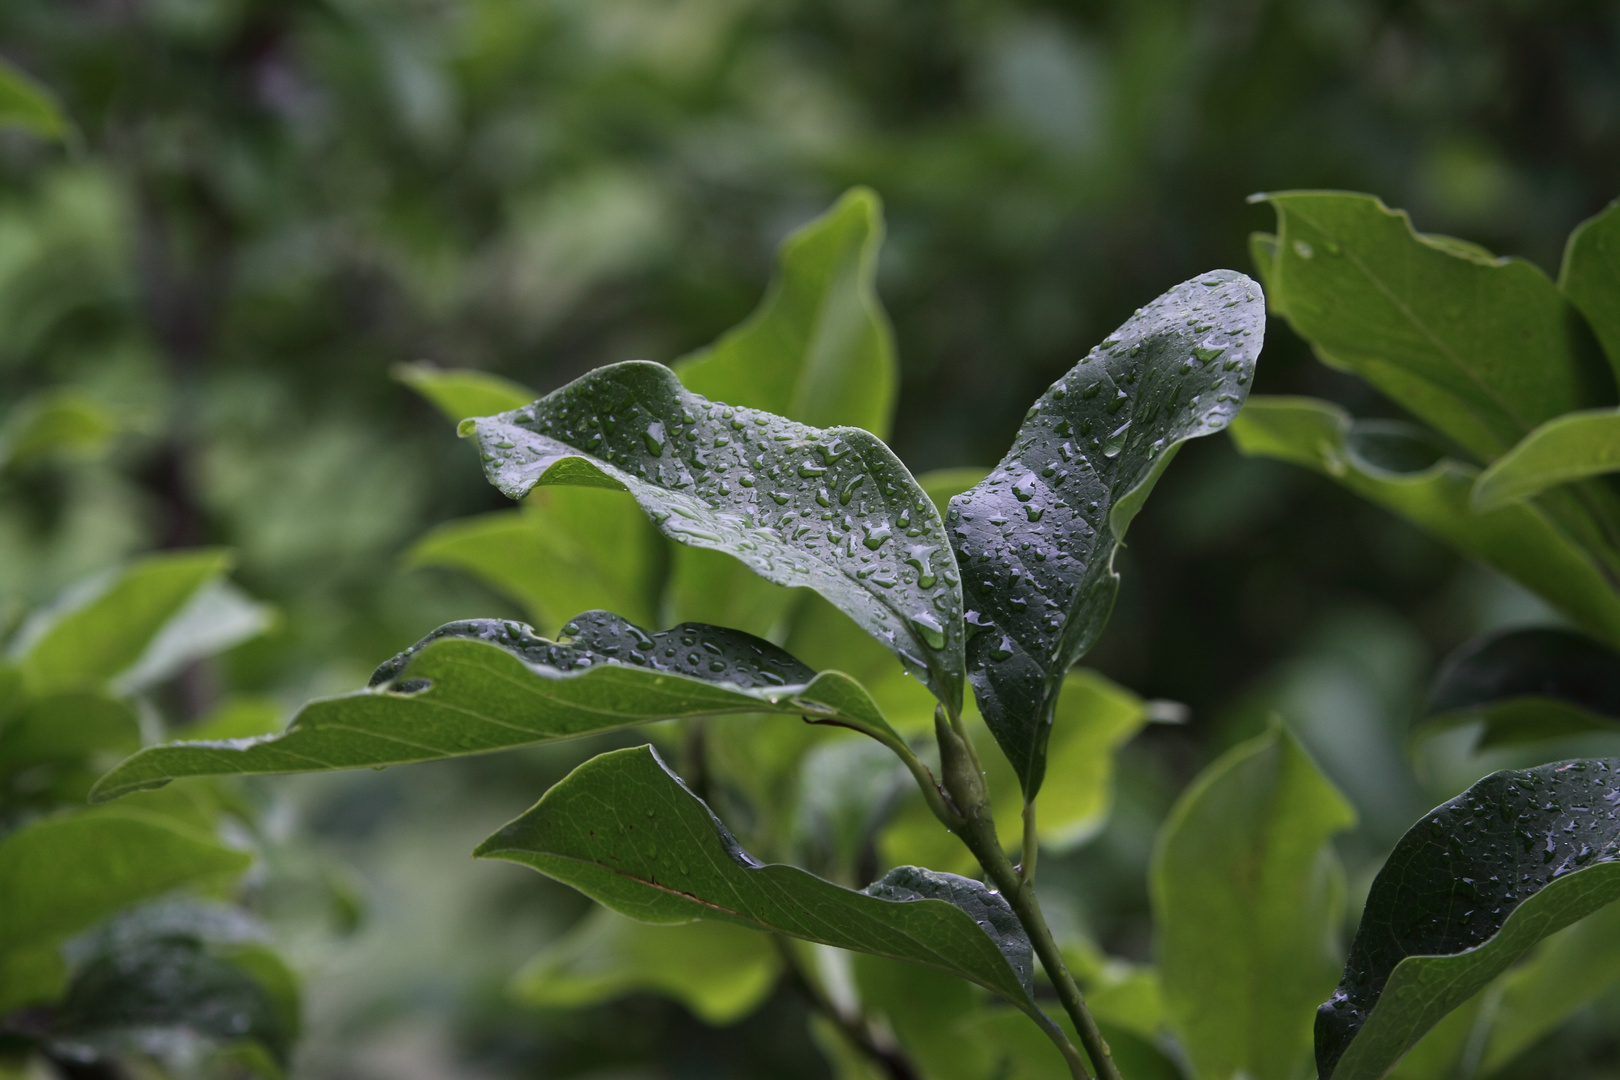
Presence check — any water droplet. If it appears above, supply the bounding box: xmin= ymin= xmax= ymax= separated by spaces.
xmin=1293 ymin=239 xmax=1314 ymax=259
xmin=643 ymin=421 xmax=666 ymax=456
xmin=1025 ymin=505 xmax=1044 ymax=522
xmin=1012 ymin=474 xmax=1038 ymax=502
xmin=989 ymin=636 xmax=1015 ymax=661
xmin=1103 ymin=421 xmax=1130 ymax=458
xmin=863 ymin=523 xmax=893 ymax=550
xmin=910 ymin=612 xmax=946 ymax=649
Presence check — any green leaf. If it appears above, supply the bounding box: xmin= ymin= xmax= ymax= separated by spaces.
xmin=460 ymin=360 xmax=965 ymax=710
xmin=108 ymin=580 xmax=275 ymax=696
xmin=0 ymin=809 xmax=250 ymax=958
xmin=1317 ymin=758 xmax=1620 ymax=1079
xmin=0 ymin=390 xmax=116 ymax=469
xmin=1414 ymin=627 xmax=1620 ymax=748
xmin=475 ymin=743 xmax=1045 ymax=1015
xmin=407 ymin=487 xmax=661 ymax=631
xmin=7 ymin=550 xmax=235 ymax=696
xmin=1559 ymin=197 xmax=1620 ymax=381
xmin=393 ymin=362 xmax=537 ymax=424
xmin=0 ymin=58 xmax=69 ymax=141
xmin=948 ymin=270 xmax=1263 ymax=794
xmin=1153 ymin=723 xmax=1355 ymax=1080
xmin=512 ymin=906 xmax=780 ymax=1025
xmin=1472 ymin=407 xmax=1620 ymax=511
xmin=1255 ymin=191 xmax=1602 ymax=461
xmin=0 ymin=944 xmax=66 ymax=1013
xmin=1229 ymin=396 xmax=1620 ymax=649
xmin=675 ymin=187 xmax=896 ymax=438
xmin=90 ymin=614 xmax=908 ymax=801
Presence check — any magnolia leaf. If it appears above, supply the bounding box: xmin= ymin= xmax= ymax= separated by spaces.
xmin=1560 ymin=197 xmax=1620 ymax=380
xmin=460 ymin=361 xmax=964 ymax=709
xmin=676 ymin=186 xmax=896 ymax=438
xmin=1472 ymin=407 xmax=1620 ymax=511
xmin=0 ymin=58 xmax=69 ymax=141
xmin=513 ymin=906 xmax=780 ymax=1025
xmin=1230 ymin=396 xmax=1620 ymax=649
xmin=406 ymin=487 xmax=662 ymax=631
xmin=0 ymin=809 xmax=251 ymax=960
xmin=1318 ymin=758 xmax=1620 ymax=1079
xmin=475 ymin=744 xmax=1042 ymax=1014
xmin=1153 ymin=723 xmax=1355 ymax=1080
xmin=394 ymin=362 xmax=537 ymax=423
xmin=91 ymin=614 xmax=908 ymax=801
xmin=1254 ymin=191 xmax=1603 ymax=461
xmin=1414 ymin=627 xmax=1620 ymax=748
xmin=7 ymin=550 xmax=235 ymax=696
xmin=948 ymin=270 xmax=1262 ymax=793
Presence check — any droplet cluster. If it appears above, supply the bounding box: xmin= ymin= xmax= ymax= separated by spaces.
xmin=1318 ymin=757 xmax=1620 ymax=1074
xmin=370 ymin=612 xmax=817 ymax=691
xmin=466 ymin=361 xmax=963 ymax=695
xmin=865 ymin=865 xmax=1035 ymax=996
xmin=946 ymin=271 xmax=1264 ymax=780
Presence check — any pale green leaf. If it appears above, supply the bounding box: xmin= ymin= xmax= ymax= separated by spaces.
xmin=460 ymin=360 xmax=965 ymax=710
xmin=513 ymin=906 xmax=779 ymax=1025
xmin=1318 ymin=759 xmax=1620 ymax=1079
xmin=91 ymin=614 xmax=908 ymax=801
xmin=949 ymin=271 xmax=1262 ymax=794
xmin=1153 ymin=723 xmax=1355 ymax=1080
xmin=676 ymin=187 xmax=896 ymax=438
xmin=1230 ymin=396 xmax=1620 ymax=649
xmin=1560 ymin=197 xmax=1620 ymax=381
xmin=1472 ymin=407 xmax=1620 ymax=511
xmin=109 ymin=580 xmax=274 ymax=695
xmin=0 ymin=58 xmax=68 ymax=141
xmin=0 ymin=390 xmax=115 ymax=468
xmin=393 ymin=362 xmax=537 ymax=424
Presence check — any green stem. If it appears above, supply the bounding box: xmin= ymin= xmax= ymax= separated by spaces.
xmin=772 ymin=936 xmax=920 ymax=1080
xmin=1020 ymin=799 xmax=1038 ymax=884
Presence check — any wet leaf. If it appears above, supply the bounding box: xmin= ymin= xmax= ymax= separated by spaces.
xmin=1472 ymin=407 xmax=1620 ymax=510
xmin=460 ymin=360 xmax=964 ymax=710
xmin=394 ymin=362 xmax=537 ymax=423
xmin=1254 ymin=191 xmax=1604 ymax=462
xmin=675 ymin=187 xmax=896 ymax=438
xmin=475 ymin=743 xmax=1043 ymax=1014
xmin=1153 ymin=723 xmax=1355 ymax=1080
xmin=90 ymin=614 xmax=907 ymax=801
xmin=1560 ymin=197 xmax=1620 ymax=381
xmin=948 ymin=270 xmax=1262 ymax=793
xmin=1317 ymin=758 xmax=1620 ymax=1079
xmin=513 ymin=906 xmax=780 ymax=1025
xmin=1414 ymin=627 xmax=1620 ymax=748
xmin=1230 ymin=396 xmax=1620 ymax=649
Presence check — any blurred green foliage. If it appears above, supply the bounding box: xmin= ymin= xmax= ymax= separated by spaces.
xmin=3 ymin=0 xmax=1620 ymax=1076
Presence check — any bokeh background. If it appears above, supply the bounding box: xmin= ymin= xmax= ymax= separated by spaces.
xmin=3 ymin=1 xmax=1620 ymax=1076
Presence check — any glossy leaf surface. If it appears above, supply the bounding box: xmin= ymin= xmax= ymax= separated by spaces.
xmin=1560 ymin=197 xmax=1620 ymax=379
xmin=1318 ymin=758 xmax=1620 ymax=1079
xmin=513 ymin=906 xmax=779 ymax=1025
xmin=948 ymin=270 xmax=1262 ymax=793
xmin=407 ymin=487 xmax=661 ymax=631
xmin=394 ymin=362 xmax=537 ymax=423
xmin=1254 ymin=191 xmax=1600 ymax=461
xmin=461 ymin=360 xmax=964 ymax=708
xmin=91 ymin=614 xmax=904 ymax=801
xmin=476 ymin=743 xmax=1041 ymax=1012
xmin=1153 ymin=724 xmax=1355 ymax=1080
xmin=1416 ymin=627 xmax=1620 ymax=747
xmin=675 ymin=187 xmax=896 ymax=438
xmin=1472 ymin=407 xmax=1620 ymax=510
xmin=8 ymin=550 xmax=235 ymax=695
xmin=1230 ymin=396 xmax=1620 ymax=649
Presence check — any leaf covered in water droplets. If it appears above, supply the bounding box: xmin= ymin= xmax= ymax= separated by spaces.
xmin=460 ymin=360 xmax=964 ymax=711
xmin=1318 ymin=758 xmax=1620 ymax=1079
xmin=948 ymin=271 xmax=1263 ymax=794
xmin=90 ymin=613 xmax=907 ymax=802
xmin=476 ymin=744 xmax=1042 ymax=1013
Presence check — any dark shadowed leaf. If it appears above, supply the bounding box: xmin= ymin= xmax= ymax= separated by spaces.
xmin=1414 ymin=627 xmax=1620 ymax=747
xmin=460 ymin=361 xmax=964 ymax=709
xmin=947 ymin=270 xmax=1262 ymax=793
xmin=90 ymin=614 xmax=907 ymax=801
xmin=394 ymin=362 xmax=537 ymax=423
xmin=1254 ymin=191 xmax=1603 ymax=461
xmin=1317 ymin=758 xmax=1620 ymax=1079
xmin=475 ymin=743 xmax=1043 ymax=1014
xmin=1230 ymin=397 xmax=1620 ymax=649
xmin=1560 ymin=197 xmax=1620 ymax=380
xmin=675 ymin=187 xmax=896 ymax=438
xmin=1472 ymin=407 xmax=1620 ymax=511
xmin=1153 ymin=723 xmax=1354 ymax=1080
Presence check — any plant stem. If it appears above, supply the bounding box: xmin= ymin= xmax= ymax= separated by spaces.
xmin=1020 ymin=799 xmax=1038 ymax=884
xmin=773 ymin=936 xmax=920 ymax=1080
